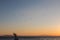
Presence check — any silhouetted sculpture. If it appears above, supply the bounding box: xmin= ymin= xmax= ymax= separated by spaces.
xmin=13 ymin=33 xmax=18 ymax=40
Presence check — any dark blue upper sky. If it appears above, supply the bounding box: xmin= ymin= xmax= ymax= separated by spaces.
xmin=0 ymin=0 xmax=43 ymax=23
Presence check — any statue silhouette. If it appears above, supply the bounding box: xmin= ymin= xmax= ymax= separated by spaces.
xmin=13 ymin=33 xmax=18 ymax=40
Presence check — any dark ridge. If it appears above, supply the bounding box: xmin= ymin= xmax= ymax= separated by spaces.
xmin=0 ymin=36 xmax=60 ymax=38
xmin=18 ymin=36 xmax=60 ymax=38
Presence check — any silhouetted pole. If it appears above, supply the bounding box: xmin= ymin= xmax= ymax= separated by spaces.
xmin=13 ymin=33 xmax=18 ymax=40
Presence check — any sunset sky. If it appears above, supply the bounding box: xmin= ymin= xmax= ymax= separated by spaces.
xmin=0 ymin=0 xmax=60 ymax=36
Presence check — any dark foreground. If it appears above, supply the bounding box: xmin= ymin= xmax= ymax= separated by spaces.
xmin=0 ymin=36 xmax=60 ymax=40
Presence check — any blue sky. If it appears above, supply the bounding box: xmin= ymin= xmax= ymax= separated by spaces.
xmin=0 ymin=0 xmax=60 ymax=36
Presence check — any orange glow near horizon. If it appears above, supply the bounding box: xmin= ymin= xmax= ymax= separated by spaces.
xmin=0 ymin=25 xmax=60 ymax=36
xmin=1 ymin=28 xmax=60 ymax=36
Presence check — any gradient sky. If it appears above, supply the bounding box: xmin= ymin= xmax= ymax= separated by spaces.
xmin=0 ymin=0 xmax=60 ymax=36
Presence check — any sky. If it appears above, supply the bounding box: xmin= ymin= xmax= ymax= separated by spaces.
xmin=0 ymin=0 xmax=60 ymax=36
